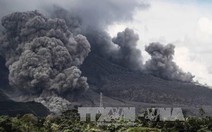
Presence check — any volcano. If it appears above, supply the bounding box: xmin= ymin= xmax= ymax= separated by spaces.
xmin=0 ymin=44 xmax=212 ymax=116
xmin=75 ymin=53 xmax=212 ymax=116
xmin=0 ymin=9 xmax=211 ymax=116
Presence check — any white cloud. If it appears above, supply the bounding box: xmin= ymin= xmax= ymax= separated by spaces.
xmin=174 ymin=47 xmax=212 ymax=86
xmin=198 ymin=17 xmax=212 ymax=35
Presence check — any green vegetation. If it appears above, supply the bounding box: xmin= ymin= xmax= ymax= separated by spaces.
xmin=0 ymin=110 xmax=212 ymax=132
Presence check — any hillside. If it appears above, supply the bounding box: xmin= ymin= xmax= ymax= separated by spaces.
xmin=79 ymin=53 xmax=212 ymax=116
xmin=1 ymin=52 xmax=212 ymax=116
xmin=0 ymin=57 xmax=50 ymax=117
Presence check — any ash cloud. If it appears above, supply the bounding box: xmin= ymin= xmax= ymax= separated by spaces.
xmin=35 ymin=96 xmax=71 ymax=113
xmin=0 ymin=11 xmax=90 ymax=112
xmin=0 ymin=0 xmax=149 ymax=72
xmin=0 ymin=0 xmax=194 ymax=84
xmin=112 ymin=28 xmax=143 ymax=70
xmin=50 ymin=0 xmax=149 ymax=30
xmin=0 ymin=0 xmax=149 ymax=113
xmin=0 ymin=0 xmax=196 ymax=113
xmin=46 ymin=1 xmax=194 ymax=82
xmin=144 ymin=42 xmax=194 ymax=82
xmin=48 ymin=0 xmax=148 ymax=71
xmin=0 ymin=0 xmax=149 ymax=29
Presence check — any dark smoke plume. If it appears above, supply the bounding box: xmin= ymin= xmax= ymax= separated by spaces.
xmin=0 ymin=11 xmax=90 ymax=112
xmin=0 ymin=0 xmax=196 ymax=112
xmin=145 ymin=42 xmax=194 ymax=82
xmin=112 ymin=28 xmax=143 ymax=70
xmin=47 ymin=0 xmax=149 ymax=71
xmin=0 ymin=0 xmax=149 ymax=112
xmin=51 ymin=7 xmax=144 ymax=71
xmin=0 ymin=0 xmax=149 ymax=72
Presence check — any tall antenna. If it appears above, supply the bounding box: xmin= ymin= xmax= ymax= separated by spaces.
xmin=100 ymin=92 xmax=103 ymax=107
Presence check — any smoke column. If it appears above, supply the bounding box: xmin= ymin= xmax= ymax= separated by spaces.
xmin=48 ymin=0 xmax=149 ymax=71
xmin=0 ymin=11 xmax=90 ymax=113
xmin=0 ymin=0 xmax=149 ymax=113
xmin=0 ymin=0 xmax=149 ymax=72
xmin=0 ymin=0 xmax=196 ymax=112
xmin=145 ymin=42 xmax=194 ymax=82
xmin=112 ymin=28 xmax=143 ymax=70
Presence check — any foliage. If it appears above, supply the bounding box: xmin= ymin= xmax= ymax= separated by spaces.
xmin=0 ymin=110 xmax=212 ymax=132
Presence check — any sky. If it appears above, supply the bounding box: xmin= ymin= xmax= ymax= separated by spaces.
xmin=107 ymin=0 xmax=212 ymax=86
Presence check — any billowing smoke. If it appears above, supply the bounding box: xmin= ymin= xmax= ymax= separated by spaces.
xmin=0 ymin=0 xmax=149 ymax=113
xmin=35 ymin=96 xmax=71 ymax=114
xmin=46 ymin=1 xmax=194 ymax=82
xmin=0 ymin=0 xmax=196 ymax=113
xmin=50 ymin=7 xmax=144 ymax=71
xmin=144 ymin=42 xmax=194 ymax=82
xmin=112 ymin=28 xmax=143 ymax=70
xmin=47 ymin=1 xmax=147 ymax=70
xmin=52 ymin=0 xmax=148 ymax=30
xmin=0 ymin=11 xmax=90 ymax=112
xmin=0 ymin=0 xmax=148 ymax=72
